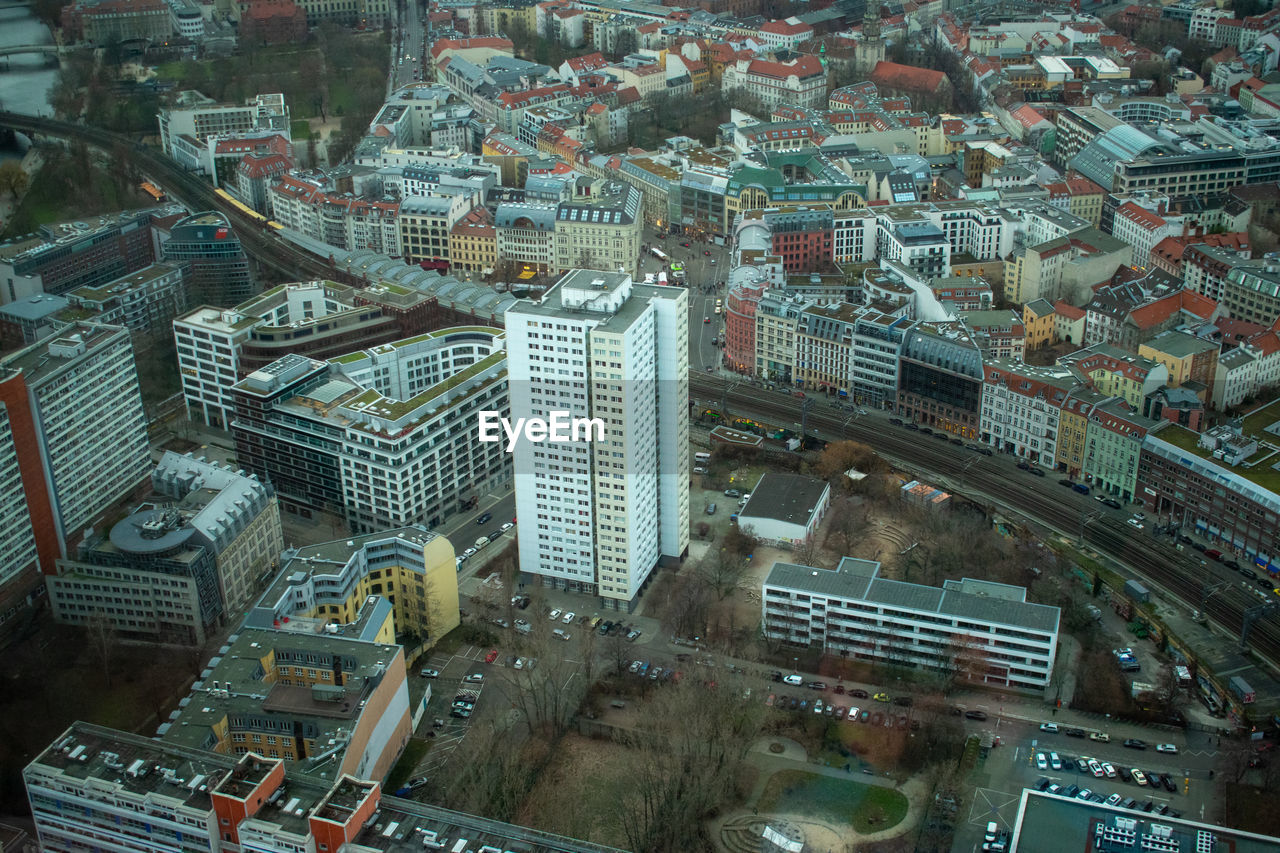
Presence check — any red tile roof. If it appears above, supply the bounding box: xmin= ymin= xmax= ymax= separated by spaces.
xmin=1116 ymin=201 xmax=1168 ymax=231
xmin=1054 ymin=300 xmax=1086 ymax=320
xmin=1127 ymin=289 xmax=1217 ymax=330
xmin=869 ymin=60 xmax=947 ymax=94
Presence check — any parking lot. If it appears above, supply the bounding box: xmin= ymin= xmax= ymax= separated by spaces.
xmin=953 ymin=717 xmax=1219 ymax=852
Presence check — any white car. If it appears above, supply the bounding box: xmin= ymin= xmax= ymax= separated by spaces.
xmin=463 ymin=547 xmax=477 ymax=558
xmin=1049 ymin=752 xmax=1062 ymax=770
xmin=1035 ymin=752 xmax=1048 ymax=770
xmin=1102 ymin=762 xmax=1117 ymax=778
xmin=1088 ymin=759 xmax=1104 ymax=778
xmin=513 ymin=657 xmax=526 ymax=670
xmin=1156 ymin=743 xmax=1179 ymax=754
xmin=1040 ymin=723 xmax=1058 ymax=733
xmin=846 ymin=706 xmax=860 ymax=721
xmin=549 ymin=609 xmax=562 ymax=621
xmin=562 ymin=611 xmax=576 ymax=624
xmin=463 ymin=672 xmax=484 ymax=683
xmin=1106 ymin=794 xmax=1123 ymax=806
xmin=1132 ymin=769 xmax=1148 ymax=786
xmin=500 ymin=522 xmax=514 ymax=532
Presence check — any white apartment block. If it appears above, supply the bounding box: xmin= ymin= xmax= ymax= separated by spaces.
xmin=763 ymin=557 xmax=1060 ymax=689
xmin=173 ymin=282 xmax=351 ymax=430
xmin=981 ymin=360 xmax=1076 ymax=468
xmin=833 ymin=210 xmax=879 ymax=264
xmin=926 ymin=202 xmax=1018 ymax=261
xmin=755 ymin=290 xmax=809 ymax=383
xmin=506 ymin=270 xmax=689 ymax=610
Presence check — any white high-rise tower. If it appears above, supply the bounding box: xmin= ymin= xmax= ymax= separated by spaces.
xmin=505 ymin=270 xmax=689 ymax=611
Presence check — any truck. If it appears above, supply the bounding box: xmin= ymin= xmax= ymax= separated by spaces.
xmin=1230 ymin=675 xmax=1256 ymax=704
xmin=1124 ymin=580 xmax=1150 ymax=604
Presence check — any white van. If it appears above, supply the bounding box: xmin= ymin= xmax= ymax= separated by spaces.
xmin=783 ymin=674 xmax=803 ymax=686
xmin=474 ymin=537 xmax=490 ymax=551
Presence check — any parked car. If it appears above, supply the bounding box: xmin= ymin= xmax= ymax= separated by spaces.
xmin=724 ymin=489 xmax=741 ymax=498
xmin=1132 ymin=769 xmax=1148 ymax=786
xmin=889 ymin=417 xmax=903 ymax=426
xmin=850 ymin=689 xmax=869 ymax=699
xmin=1118 ymin=767 xmax=1133 ymax=782
xmin=1104 ymin=498 xmax=1122 ymax=509
xmin=964 ymin=710 xmax=988 ymax=721
xmin=1036 ymin=753 xmax=1048 ymax=770
xmin=463 ymin=672 xmax=484 ymax=683
xmin=807 ymin=681 xmax=827 ymax=691
xmin=1059 ymin=479 xmax=1074 ymax=488
xmin=1040 ymin=723 xmax=1059 ymax=733
xmin=549 ymin=609 xmax=562 ymax=621
xmin=1102 ymin=762 xmax=1117 ymax=778
xmin=1065 ymin=727 xmax=1085 ymax=738
xmin=1049 ymin=752 xmax=1062 ymax=771
xmin=1088 ymin=759 xmax=1104 ymax=778
xmin=484 ymin=649 xmax=499 ymax=663
xmin=419 ymin=668 xmax=440 ymax=678
xmin=562 ymin=611 xmax=576 ymax=624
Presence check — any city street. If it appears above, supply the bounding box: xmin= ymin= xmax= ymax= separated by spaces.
xmin=638 ymin=225 xmax=731 ymax=373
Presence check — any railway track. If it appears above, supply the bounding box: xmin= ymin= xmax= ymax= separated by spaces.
xmin=690 ymin=374 xmax=1280 ymax=667
xmin=0 ymin=112 xmax=338 ymax=282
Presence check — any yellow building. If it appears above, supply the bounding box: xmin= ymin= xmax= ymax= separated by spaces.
xmin=252 ymin=526 xmax=460 ymax=644
xmin=1055 ymin=388 xmax=1101 ymax=478
xmin=449 ymin=206 xmax=497 ymax=274
xmin=1138 ymin=330 xmax=1220 ymax=391
xmin=1060 ymin=343 xmax=1170 ymax=410
xmin=1022 ymin=298 xmax=1056 ymax=351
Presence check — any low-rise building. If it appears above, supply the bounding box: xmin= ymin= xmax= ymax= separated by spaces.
xmin=763 ymin=558 xmax=1060 ymax=689
xmin=736 ymin=473 xmax=830 ymax=547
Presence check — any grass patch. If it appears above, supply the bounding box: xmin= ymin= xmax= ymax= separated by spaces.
xmin=291 ymin=119 xmax=312 ymax=140
xmin=384 ymin=738 xmax=432 ymax=792
xmin=757 ymin=769 xmax=908 ymax=833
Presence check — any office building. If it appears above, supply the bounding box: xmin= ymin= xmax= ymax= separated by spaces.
xmin=47 ymin=503 xmax=226 ymax=646
xmin=231 ymin=327 xmax=510 ymax=532
xmin=23 ymin=722 xmax=619 ymax=853
xmin=763 ymin=557 xmax=1060 ymax=689
xmin=47 ymin=452 xmax=281 ymax=643
xmin=0 ymin=210 xmax=161 ymax=302
xmin=62 ymin=0 xmax=173 ymax=43
xmin=245 ymin=526 xmax=459 ymax=646
xmin=173 ymin=281 xmax=440 ymax=430
xmin=0 ymin=293 xmax=70 ymax=349
xmin=150 ymin=451 xmax=284 ymax=611
xmin=1009 ymin=789 xmax=1280 ymax=853
xmin=160 ymin=628 xmax=411 ymax=780
xmin=158 ymin=92 xmax=290 ymax=162
xmin=162 ymin=212 xmax=255 ymax=307
xmin=505 ymin=269 xmax=689 ymax=610
xmin=0 ymin=324 xmax=149 ymax=605
xmin=64 ymin=263 xmax=188 ymax=336
xmin=1138 ymin=418 xmax=1280 ymax=573
xmin=896 ymin=321 xmax=985 ymax=439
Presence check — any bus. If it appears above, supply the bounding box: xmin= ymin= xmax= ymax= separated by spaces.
xmin=651 ymin=247 xmax=669 ymax=263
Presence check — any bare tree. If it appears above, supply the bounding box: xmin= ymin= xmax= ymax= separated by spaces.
xmin=610 ymin=673 xmax=764 ymax=851
xmin=85 ymin=609 xmax=118 ymax=689
xmin=498 ymin=632 xmax=587 ymax=738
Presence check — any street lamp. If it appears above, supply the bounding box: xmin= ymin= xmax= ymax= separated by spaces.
xmin=1079 ymin=510 xmax=1103 ymax=547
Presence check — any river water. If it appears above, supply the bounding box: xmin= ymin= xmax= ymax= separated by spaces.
xmin=0 ymin=2 xmax=58 ymax=157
